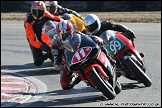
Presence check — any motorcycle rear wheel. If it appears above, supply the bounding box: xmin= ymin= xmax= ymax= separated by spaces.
xmin=125 ymin=57 xmax=152 ymax=87
xmin=88 ymin=67 xmax=116 ymax=100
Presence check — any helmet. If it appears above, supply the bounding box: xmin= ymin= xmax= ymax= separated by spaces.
xmin=44 ymin=1 xmax=58 ymax=14
xmin=84 ymin=14 xmax=101 ymax=35
xmin=31 ymin=1 xmax=46 ymax=20
xmin=56 ymin=20 xmax=74 ymax=41
xmin=42 ymin=20 xmax=56 ymax=39
xmin=61 ymin=13 xmax=71 ymax=20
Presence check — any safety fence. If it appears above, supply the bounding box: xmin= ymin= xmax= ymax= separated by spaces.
xmin=1 ymin=1 xmax=161 ymax=12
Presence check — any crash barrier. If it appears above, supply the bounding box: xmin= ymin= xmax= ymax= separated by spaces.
xmin=1 ymin=1 xmax=161 ymax=12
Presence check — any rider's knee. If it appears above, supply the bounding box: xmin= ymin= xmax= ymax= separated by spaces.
xmin=34 ymin=60 xmax=44 ymax=66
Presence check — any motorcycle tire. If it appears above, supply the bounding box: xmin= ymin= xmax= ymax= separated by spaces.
xmin=88 ymin=67 xmax=116 ymax=100
xmin=125 ymin=57 xmax=152 ymax=87
xmin=115 ymin=79 xmax=122 ymax=94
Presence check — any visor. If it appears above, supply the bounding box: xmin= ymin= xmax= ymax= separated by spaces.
xmin=46 ymin=6 xmax=57 ymax=13
xmin=85 ymin=20 xmax=98 ymax=32
xmin=32 ymin=9 xmax=44 ymax=19
xmin=59 ymin=32 xmax=72 ymax=41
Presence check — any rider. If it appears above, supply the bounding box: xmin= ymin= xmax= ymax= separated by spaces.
xmin=41 ymin=20 xmax=64 ymax=70
xmin=55 ymin=20 xmax=81 ymax=90
xmin=83 ymin=14 xmax=145 ymax=57
xmin=44 ymin=1 xmax=83 ymax=19
xmin=24 ymin=1 xmax=62 ymax=66
xmin=55 ymin=20 xmax=116 ymax=90
xmin=44 ymin=1 xmax=84 ymax=67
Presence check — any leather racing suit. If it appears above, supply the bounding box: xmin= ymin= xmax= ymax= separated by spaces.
xmin=24 ymin=11 xmax=62 ymax=66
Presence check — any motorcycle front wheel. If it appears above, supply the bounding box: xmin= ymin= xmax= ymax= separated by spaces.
xmin=115 ymin=79 xmax=122 ymax=94
xmin=88 ymin=67 xmax=116 ymax=100
xmin=125 ymin=57 xmax=152 ymax=87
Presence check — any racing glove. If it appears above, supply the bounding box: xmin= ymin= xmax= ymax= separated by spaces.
xmin=123 ymin=31 xmax=136 ymax=40
xmin=40 ymin=44 xmax=50 ymax=52
xmin=128 ymin=31 xmax=136 ymax=39
xmin=80 ymin=16 xmax=84 ymax=20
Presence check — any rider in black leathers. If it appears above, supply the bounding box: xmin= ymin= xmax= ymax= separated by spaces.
xmin=83 ymin=14 xmax=144 ymax=57
xmin=24 ymin=1 xmax=62 ymax=66
xmin=83 ymin=14 xmax=136 ymax=42
xmin=44 ymin=1 xmax=83 ymax=19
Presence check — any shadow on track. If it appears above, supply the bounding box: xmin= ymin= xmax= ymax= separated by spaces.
xmin=121 ymin=82 xmax=146 ymax=90
xmin=20 ymin=87 xmax=109 ymax=107
xmin=1 ymin=61 xmax=60 ymax=76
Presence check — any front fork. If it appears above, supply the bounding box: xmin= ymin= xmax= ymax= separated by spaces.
xmin=84 ymin=64 xmax=108 ymax=87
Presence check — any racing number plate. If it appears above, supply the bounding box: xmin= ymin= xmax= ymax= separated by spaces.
xmin=105 ymin=37 xmax=126 ymax=57
xmin=71 ymin=47 xmax=92 ymax=64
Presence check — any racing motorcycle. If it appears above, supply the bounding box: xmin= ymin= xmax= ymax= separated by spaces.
xmin=62 ymin=32 xmax=122 ymax=100
xmin=100 ymin=30 xmax=152 ymax=87
xmin=41 ymin=14 xmax=86 ymax=68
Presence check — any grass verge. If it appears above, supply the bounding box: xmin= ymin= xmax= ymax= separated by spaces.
xmin=1 ymin=11 xmax=161 ymax=23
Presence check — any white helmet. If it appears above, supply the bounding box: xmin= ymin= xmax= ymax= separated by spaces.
xmin=44 ymin=1 xmax=58 ymax=14
xmin=84 ymin=14 xmax=101 ymax=35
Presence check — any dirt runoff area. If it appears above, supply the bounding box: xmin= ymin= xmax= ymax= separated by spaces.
xmin=1 ymin=11 xmax=161 ymax=23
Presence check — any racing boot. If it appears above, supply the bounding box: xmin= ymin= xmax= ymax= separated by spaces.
xmin=53 ymin=49 xmax=63 ymax=71
xmin=69 ymin=71 xmax=82 ymax=89
xmin=43 ymin=52 xmax=54 ymax=63
xmin=60 ymin=70 xmax=72 ymax=90
xmin=139 ymin=52 xmax=145 ymax=58
xmin=60 ymin=65 xmax=81 ymax=90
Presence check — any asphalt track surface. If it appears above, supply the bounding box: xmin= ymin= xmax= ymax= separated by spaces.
xmin=1 ymin=21 xmax=161 ymax=107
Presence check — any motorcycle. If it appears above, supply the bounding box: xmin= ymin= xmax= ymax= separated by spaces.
xmin=41 ymin=21 xmax=63 ymax=70
xmin=100 ymin=30 xmax=152 ymax=87
xmin=41 ymin=14 xmax=86 ymax=68
xmin=62 ymin=32 xmax=122 ymax=100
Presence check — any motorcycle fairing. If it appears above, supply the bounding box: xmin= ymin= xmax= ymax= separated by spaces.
xmin=96 ymin=51 xmax=114 ymax=76
xmin=71 ymin=47 xmax=92 ymax=65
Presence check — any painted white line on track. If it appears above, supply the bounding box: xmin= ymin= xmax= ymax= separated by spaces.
xmin=1 ymin=82 xmax=24 ymax=84
xmin=1 ymin=87 xmax=22 ymax=90
xmin=1 ymin=69 xmax=47 ymax=107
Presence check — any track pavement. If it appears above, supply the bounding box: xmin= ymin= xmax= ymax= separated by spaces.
xmin=1 ymin=21 xmax=161 ymax=107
